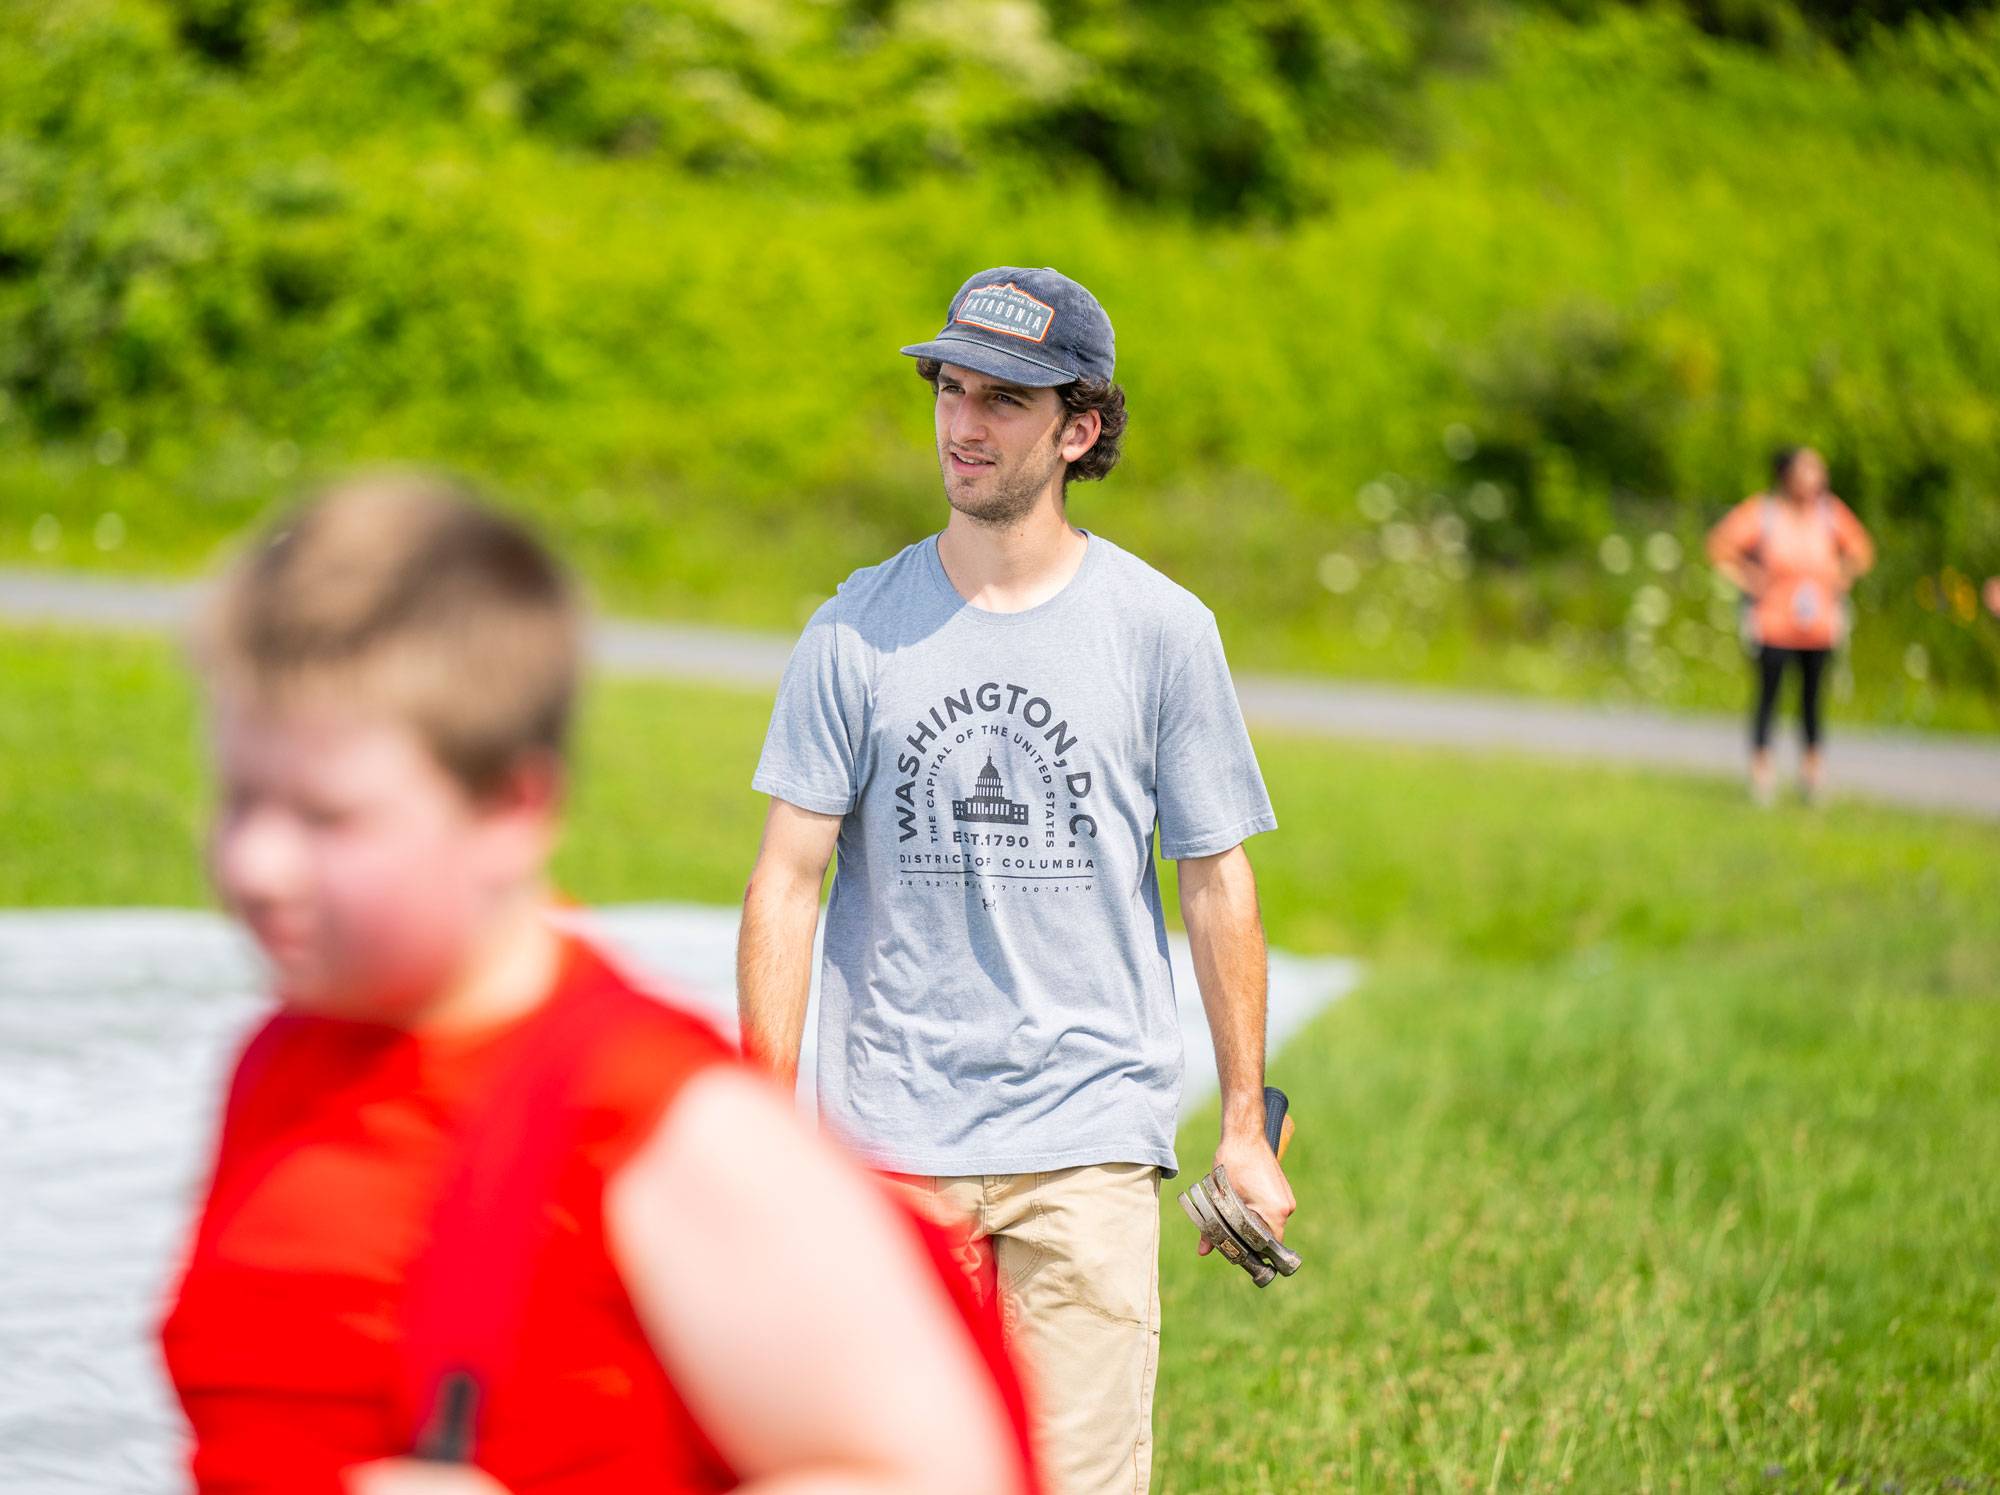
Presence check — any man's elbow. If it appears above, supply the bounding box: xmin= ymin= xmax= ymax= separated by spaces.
xmin=742 ymin=858 xmax=825 ymax=916
xmin=740 ymin=864 xmax=775 ymax=910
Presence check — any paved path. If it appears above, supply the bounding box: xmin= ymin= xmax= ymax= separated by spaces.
xmin=6 ymin=567 xmax=1997 ymax=820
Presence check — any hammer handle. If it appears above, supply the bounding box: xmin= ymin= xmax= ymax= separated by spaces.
xmin=1263 ymin=1087 xmax=1291 ymax=1158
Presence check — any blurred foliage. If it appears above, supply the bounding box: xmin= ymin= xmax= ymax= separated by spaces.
xmin=129 ymin=0 xmax=1450 ymax=216
xmin=2 ymin=0 xmax=1999 ymax=724
xmin=1540 ymin=0 xmax=2000 ymax=49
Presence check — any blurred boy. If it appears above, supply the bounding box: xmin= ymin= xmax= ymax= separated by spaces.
xmin=162 ymin=473 xmax=1038 ymax=1494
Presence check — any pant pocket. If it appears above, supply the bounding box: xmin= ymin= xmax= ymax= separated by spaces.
xmin=1031 ymin=1164 xmax=1160 ymax=1328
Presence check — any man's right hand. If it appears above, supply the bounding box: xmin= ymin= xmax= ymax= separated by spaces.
xmin=1209 ymin=1129 xmax=1295 ymax=1250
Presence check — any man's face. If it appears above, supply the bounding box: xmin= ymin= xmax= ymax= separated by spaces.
xmin=207 ymin=694 xmax=550 ymax=1022
xmin=932 ymin=364 xmax=1070 ymax=525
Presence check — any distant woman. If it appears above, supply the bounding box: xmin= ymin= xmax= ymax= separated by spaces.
xmin=1707 ymin=447 xmax=1875 ymax=804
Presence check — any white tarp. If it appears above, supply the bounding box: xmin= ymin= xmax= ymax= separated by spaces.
xmin=0 ymin=905 xmax=1357 ymax=1494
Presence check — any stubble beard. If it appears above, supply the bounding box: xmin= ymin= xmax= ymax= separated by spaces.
xmin=940 ymin=434 xmax=1066 ymax=528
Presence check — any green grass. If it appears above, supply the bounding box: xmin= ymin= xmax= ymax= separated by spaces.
xmin=0 ymin=624 xmax=777 ymax=908
xmin=0 ymin=627 xmax=208 ymax=906
xmin=1161 ymin=744 xmax=2000 ymax=1490
xmin=4 ymin=624 xmax=1998 ymax=1488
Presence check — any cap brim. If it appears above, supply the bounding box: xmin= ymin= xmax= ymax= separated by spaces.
xmin=899 ymin=335 xmax=1074 ymax=388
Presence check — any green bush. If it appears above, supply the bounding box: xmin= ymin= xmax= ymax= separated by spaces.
xmin=2 ymin=1 xmax=1997 ymax=725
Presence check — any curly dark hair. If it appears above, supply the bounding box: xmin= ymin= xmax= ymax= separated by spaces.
xmin=915 ymin=357 xmax=1128 ymax=486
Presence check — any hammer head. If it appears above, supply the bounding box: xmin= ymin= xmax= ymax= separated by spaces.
xmin=1179 ymin=1165 xmax=1302 ymax=1287
xmin=1177 ymin=1086 xmax=1301 ymax=1288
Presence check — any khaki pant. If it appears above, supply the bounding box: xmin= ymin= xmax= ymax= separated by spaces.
xmin=887 ymin=1164 xmax=1162 ymax=1495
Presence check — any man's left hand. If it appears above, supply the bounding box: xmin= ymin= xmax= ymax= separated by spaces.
xmin=1200 ymin=1131 xmax=1295 ymax=1255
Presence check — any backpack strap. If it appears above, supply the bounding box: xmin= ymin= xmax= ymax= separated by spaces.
xmin=400 ymin=960 xmax=640 ymax=1461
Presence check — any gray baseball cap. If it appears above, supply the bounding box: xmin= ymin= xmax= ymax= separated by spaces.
xmin=900 ymin=266 xmax=1115 ymax=388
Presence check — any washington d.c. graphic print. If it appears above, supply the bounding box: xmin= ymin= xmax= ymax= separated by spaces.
xmin=894 ymin=680 xmax=1099 ymax=902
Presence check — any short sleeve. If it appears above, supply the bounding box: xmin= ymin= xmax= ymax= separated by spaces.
xmin=1154 ymin=615 xmax=1277 ymax=860
xmin=751 ymin=611 xmax=866 ymax=816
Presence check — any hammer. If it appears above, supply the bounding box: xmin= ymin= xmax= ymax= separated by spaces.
xmin=1178 ymin=1086 xmax=1300 ymax=1288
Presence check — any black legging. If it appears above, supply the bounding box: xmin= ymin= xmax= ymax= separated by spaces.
xmin=1753 ymin=646 xmax=1830 ymax=751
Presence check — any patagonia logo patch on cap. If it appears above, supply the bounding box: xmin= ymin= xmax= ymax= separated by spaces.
xmin=953 ymin=282 xmax=1055 ymax=344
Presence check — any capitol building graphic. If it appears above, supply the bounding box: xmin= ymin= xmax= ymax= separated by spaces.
xmin=952 ymin=755 xmax=1031 ymax=826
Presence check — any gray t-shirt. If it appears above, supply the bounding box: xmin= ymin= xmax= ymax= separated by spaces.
xmin=752 ymin=531 xmax=1276 ymax=1176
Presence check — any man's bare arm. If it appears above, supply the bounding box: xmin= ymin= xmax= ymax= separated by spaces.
xmin=738 ymin=798 xmax=842 ymax=1086
xmin=1178 ymin=843 xmax=1295 ymax=1246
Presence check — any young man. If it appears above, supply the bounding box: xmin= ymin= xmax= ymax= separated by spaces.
xmin=739 ymin=268 xmax=1293 ymax=1494
xmin=162 ymin=473 xmax=1039 ymax=1494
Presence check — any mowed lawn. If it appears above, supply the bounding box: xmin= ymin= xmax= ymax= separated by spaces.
xmin=5 ymin=625 xmax=1998 ymax=1491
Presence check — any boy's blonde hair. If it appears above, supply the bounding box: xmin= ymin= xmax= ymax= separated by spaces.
xmin=199 ymin=471 xmax=582 ymax=797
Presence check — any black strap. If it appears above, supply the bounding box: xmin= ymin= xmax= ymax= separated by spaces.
xmin=400 ymin=973 xmax=635 ymax=1461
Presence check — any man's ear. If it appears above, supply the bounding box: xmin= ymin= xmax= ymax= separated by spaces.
xmin=1061 ymin=407 xmax=1103 ymax=464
